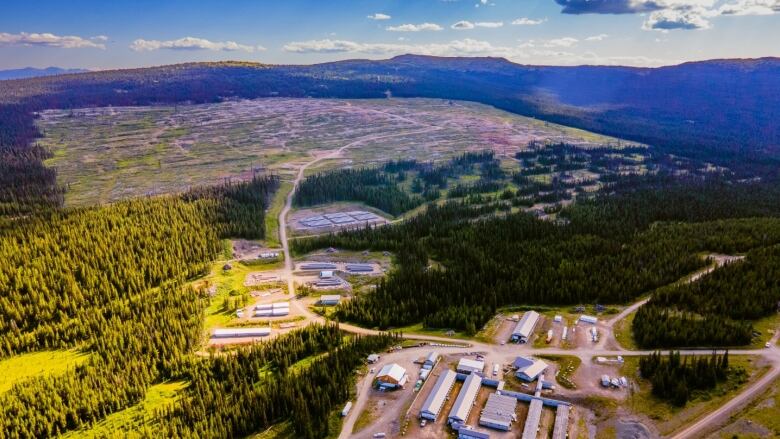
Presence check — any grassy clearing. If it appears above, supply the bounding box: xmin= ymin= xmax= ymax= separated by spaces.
xmin=539 ymin=355 xmax=581 ymax=390
xmin=394 ymin=322 xmax=473 ymax=341
xmin=749 ymin=313 xmax=780 ymax=349
xmin=353 ymin=399 xmax=379 ymax=433
xmin=61 ymin=381 xmax=188 ymax=438
xmin=248 ymin=422 xmax=297 ymax=439
xmin=720 ymin=375 xmax=780 ymax=437
xmin=475 ymin=314 xmax=503 ymax=344
xmin=0 ymin=349 xmax=89 ymax=394
xmin=621 ymin=355 xmax=764 ymax=436
xmin=195 ymin=261 xmax=268 ymax=331
xmin=613 ymin=311 xmax=638 ymax=350
xmin=265 ymin=181 xmax=292 ymax=247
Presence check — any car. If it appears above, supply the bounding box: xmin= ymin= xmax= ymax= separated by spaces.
xmin=420 ymin=419 xmax=427 ymax=427
xmin=766 ymin=342 xmax=772 ymax=348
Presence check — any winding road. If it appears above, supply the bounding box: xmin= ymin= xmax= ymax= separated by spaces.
xmin=273 ymin=135 xmax=779 ymax=439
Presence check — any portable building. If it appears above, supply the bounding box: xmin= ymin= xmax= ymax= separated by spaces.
xmin=561 ymin=326 xmax=568 ymax=341
xmin=320 ymin=270 xmax=334 ymax=279
xmin=457 ymin=358 xmax=485 ymax=374
xmin=211 ymin=328 xmax=271 ymax=338
xmin=319 ymin=294 xmax=341 ymax=305
xmin=253 ymin=309 xmax=272 ymax=317
xmin=420 ymin=370 xmax=457 ymax=420
xmin=271 ymin=308 xmax=289 ymax=316
xmin=424 ymin=351 xmax=440 ymax=367
xmin=458 ymin=427 xmax=491 ymax=439
xmin=553 ymin=315 xmax=562 ymax=323
xmin=420 ymin=368 xmax=431 ymax=381
xmin=341 ymin=401 xmax=353 ymax=417
xmin=579 ymin=315 xmax=598 ymax=325
xmin=448 ymin=374 xmax=482 ymax=424
xmin=601 ymin=375 xmax=611 ymax=387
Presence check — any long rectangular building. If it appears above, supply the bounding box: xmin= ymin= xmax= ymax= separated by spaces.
xmin=212 ymin=328 xmax=271 ymax=338
xmin=522 ymin=399 xmax=544 ymax=439
xmin=511 ymin=311 xmax=540 ymax=343
xmin=448 ymin=373 xmax=482 ymax=424
xmin=479 ymin=393 xmax=517 ymax=431
xmin=552 ymin=404 xmax=570 ymax=439
xmin=420 ymin=370 xmax=457 ymax=420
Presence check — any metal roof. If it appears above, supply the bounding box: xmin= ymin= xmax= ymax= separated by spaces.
xmin=512 ymin=311 xmax=540 ymax=340
xmin=479 ymin=393 xmax=516 ymax=430
xmin=448 ymin=373 xmax=482 ymax=423
xmin=212 ymin=327 xmax=271 ymax=338
xmin=552 ymin=404 xmax=570 ymax=439
xmin=521 ymin=398 xmax=544 ymax=439
xmin=377 ymin=363 xmax=407 ymax=384
xmin=458 ymin=427 xmax=491 ymax=439
xmin=425 ymin=351 xmax=440 ymax=365
xmin=421 ymin=369 xmax=457 ymax=419
xmin=516 ymin=358 xmax=548 ymax=381
xmin=457 ymin=358 xmax=485 ymax=373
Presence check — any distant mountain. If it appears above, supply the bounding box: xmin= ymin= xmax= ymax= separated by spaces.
xmin=0 ymin=56 xmax=778 ymax=169
xmin=0 ymin=67 xmax=89 ymax=81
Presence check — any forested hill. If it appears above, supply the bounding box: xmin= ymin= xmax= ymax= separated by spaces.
xmin=1 ymin=56 xmax=778 ymax=161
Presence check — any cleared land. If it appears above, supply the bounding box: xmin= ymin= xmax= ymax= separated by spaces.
xmin=0 ymin=349 xmax=89 ymax=394
xmin=38 ymin=98 xmax=631 ymax=207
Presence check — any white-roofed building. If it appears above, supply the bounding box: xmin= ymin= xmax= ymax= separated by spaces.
xmin=513 ymin=356 xmax=548 ymax=382
xmin=211 ymin=327 xmax=271 ymax=338
xmin=319 ymin=294 xmax=341 ymax=305
xmin=448 ymin=373 xmax=482 ymax=424
xmin=420 ymin=370 xmax=457 ymax=420
xmin=457 ymin=358 xmax=485 ymax=374
xmin=479 ymin=393 xmax=517 ymax=431
xmin=511 ymin=311 xmax=540 ymax=343
xmin=376 ymin=363 xmax=408 ymax=389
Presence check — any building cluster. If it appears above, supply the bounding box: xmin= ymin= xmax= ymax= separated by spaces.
xmin=253 ymin=301 xmax=289 ymax=317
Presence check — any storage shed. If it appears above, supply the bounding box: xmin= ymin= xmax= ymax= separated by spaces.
xmin=511 ymin=311 xmax=540 ymax=343
xmin=457 ymin=358 xmax=485 ymax=374
xmin=376 ymin=363 xmax=408 ymax=389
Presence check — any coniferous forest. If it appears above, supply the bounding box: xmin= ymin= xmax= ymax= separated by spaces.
xmin=639 ymin=351 xmax=734 ymax=406
xmin=293 ymin=174 xmax=780 ymax=340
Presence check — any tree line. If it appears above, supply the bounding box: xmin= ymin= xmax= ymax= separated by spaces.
xmin=639 ymin=351 xmax=733 ymax=406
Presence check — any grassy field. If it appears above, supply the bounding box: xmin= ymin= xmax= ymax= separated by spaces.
xmin=716 ymin=375 xmax=780 ymax=438
xmin=38 ymin=98 xmax=634 ymax=207
xmin=538 ymin=355 xmax=581 ymax=389
xmin=0 ymin=349 xmax=90 ymax=394
xmin=61 ymin=381 xmax=188 ymax=438
xmin=613 ymin=311 xmax=638 ymax=350
xmin=265 ymin=181 xmax=292 ymax=248
xmin=620 ymin=355 xmax=766 ymax=436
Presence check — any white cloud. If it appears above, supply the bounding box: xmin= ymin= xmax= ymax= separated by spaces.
xmin=0 ymin=32 xmax=105 ymax=49
xmin=130 ymin=37 xmax=263 ymax=52
xmin=367 ymin=13 xmax=391 ymax=20
xmin=452 ymin=20 xmax=476 ymax=30
xmin=557 ymin=0 xmax=779 ymax=30
xmin=585 ymin=33 xmax=609 ymax=41
xmin=543 ymin=37 xmax=579 ymax=47
xmin=386 ymin=23 xmax=443 ymax=32
xmin=718 ymin=0 xmax=779 ymax=15
xmin=642 ymin=8 xmax=713 ymax=30
xmin=512 ymin=17 xmax=547 ymax=25
xmin=451 ymin=20 xmax=504 ymax=29
xmin=283 ymin=37 xmax=674 ymax=67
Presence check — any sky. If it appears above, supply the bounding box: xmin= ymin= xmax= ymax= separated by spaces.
xmin=0 ymin=0 xmax=778 ymax=69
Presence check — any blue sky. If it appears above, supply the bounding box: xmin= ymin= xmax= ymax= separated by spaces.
xmin=0 ymin=0 xmax=778 ymax=69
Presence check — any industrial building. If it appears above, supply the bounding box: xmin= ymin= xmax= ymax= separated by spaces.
xmin=314 ymin=277 xmax=343 ymax=287
xmin=521 ymin=399 xmax=543 ymax=439
xmin=211 ymin=327 xmax=271 ymax=338
xmin=448 ymin=373 xmax=483 ymax=424
xmin=424 ymin=351 xmax=440 ymax=367
xmin=319 ymin=294 xmax=341 ymax=305
xmin=458 ymin=427 xmax=491 ymax=439
xmin=298 ymin=262 xmax=338 ymax=271
xmin=511 ymin=310 xmax=540 ymax=343
xmin=479 ymin=393 xmax=517 ymax=431
xmin=420 ymin=370 xmax=457 ymax=420
xmin=457 ymin=358 xmax=485 ymax=374
xmin=320 ymin=270 xmax=334 ymax=279
xmin=552 ymin=404 xmax=570 ymax=439
xmin=376 ymin=363 xmax=408 ymax=389
xmin=513 ymin=356 xmax=549 ymax=382
xmin=579 ymin=315 xmax=598 ymax=324
xmin=346 ymin=263 xmax=374 ymax=273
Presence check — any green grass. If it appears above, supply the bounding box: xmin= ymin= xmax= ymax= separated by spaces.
xmin=265 ymin=181 xmax=292 ymax=247
xmin=353 ymin=400 xmax=379 ymax=433
xmin=0 ymin=349 xmax=89 ymax=394
xmin=620 ymin=355 xmax=763 ymax=436
xmin=749 ymin=313 xmax=780 ymax=349
xmin=539 ymin=355 xmax=581 ymax=389
xmin=727 ymin=376 xmax=780 ymax=437
xmin=249 ymin=422 xmax=297 ymax=439
xmin=60 ymin=381 xmax=188 ymax=438
xmin=196 ymin=261 xmax=264 ymax=331
xmin=614 ymin=310 xmax=638 ymax=350
xmin=394 ymin=322 xmax=473 ymax=341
